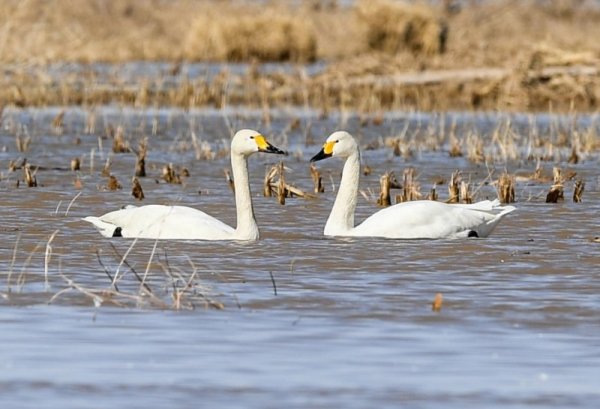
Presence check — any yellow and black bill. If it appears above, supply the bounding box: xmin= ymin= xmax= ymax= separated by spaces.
xmin=256 ymin=135 xmax=286 ymax=155
xmin=310 ymin=141 xmax=335 ymax=162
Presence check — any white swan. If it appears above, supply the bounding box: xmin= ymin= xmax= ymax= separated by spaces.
xmin=83 ymin=129 xmax=285 ymax=240
xmin=310 ymin=131 xmax=515 ymax=239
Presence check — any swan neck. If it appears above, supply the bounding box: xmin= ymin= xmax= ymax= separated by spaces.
xmin=325 ymin=151 xmax=360 ymax=235
xmin=231 ymin=153 xmax=259 ymax=240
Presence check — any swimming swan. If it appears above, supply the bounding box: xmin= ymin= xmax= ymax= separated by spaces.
xmin=310 ymin=131 xmax=515 ymax=239
xmin=83 ymin=129 xmax=285 ymax=240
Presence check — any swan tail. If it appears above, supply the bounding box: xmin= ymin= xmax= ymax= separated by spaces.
xmin=475 ymin=202 xmax=516 ymax=238
xmin=82 ymin=216 xmax=121 ymax=238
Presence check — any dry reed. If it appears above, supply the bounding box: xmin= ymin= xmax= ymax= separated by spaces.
xmin=310 ymin=163 xmax=325 ymax=193
xmin=356 ymin=0 xmax=447 ymax=55
xmin=112 ymin=126 xmax=130 ymax=153
xmin=497 ymin=172 xmax=515 ymax=204
xmin=224 ymin=169 xmax=235 ymax=193
xmin=447 ymin=170 xmax=460 ymax=203
xmin=70 ymin=158 xmax=80 ymax=171
xmin=131 ymin=177 xmax=144 ymax=201
xmin=1 ymin=1 xmax=600 ymax=112
xmin=546 ymin=167 xmax=564 ymax=203
xmin=396 ymin=167 xmax=421 ymax=203
xmin=573 ymin=179 xmax=585 ymax=203
xmin=162 ymin=164 xmax=182 ymax=184
xmin=23 ymin=164 xmax=37 ymax=187
xmin=185 ymin=7 xmax=317 ymax=63
xmin=107 ymin=175 xmax=122 ymax=191
xmin=135 ymin=139 xmax=147 ymax=177
xmin=377 ymin=171 xmax=400 ymax=207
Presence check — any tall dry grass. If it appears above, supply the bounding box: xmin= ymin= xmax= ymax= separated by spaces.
xmin=1 ymin=0 xmax=598 ymax=65
xmin=1 ymin=0 xmax=600 ymax=111
xmin=0 ymin=0 xmax=320 ymax=63
xmin=184 ymin=7 xmax=317 ymax=62
xmin=356 ymin=0 xmax=447 ymax=56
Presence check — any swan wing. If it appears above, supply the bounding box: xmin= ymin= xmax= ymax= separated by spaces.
xmin=352 ymin=200 xmax=514 ymax=239
xmin=84 ymin=205 xmax=235 ymax=240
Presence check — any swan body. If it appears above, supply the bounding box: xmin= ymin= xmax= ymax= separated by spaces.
xmin=311 ymin=131 xmax=515 ymax=239
xmin=84 ymin=129 xmax=285 ymax=240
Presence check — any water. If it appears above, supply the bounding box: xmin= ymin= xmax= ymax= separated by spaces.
xmin=1 ymin=106 xmax=599 ymax=408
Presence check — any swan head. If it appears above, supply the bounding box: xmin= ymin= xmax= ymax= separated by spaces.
xmin=310 ymin=131 xmax=358 ymax=162
xmin=231 ymin=129 xmax=286 ymax=157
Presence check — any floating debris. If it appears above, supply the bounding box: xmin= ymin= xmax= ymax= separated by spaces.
xmin=73 ymin=176 xmax=83 ymax=189
xmin=432 ymin=293 xmax=443 ymax=312
xmin=131 ymin=177 xmax=144 ymax=200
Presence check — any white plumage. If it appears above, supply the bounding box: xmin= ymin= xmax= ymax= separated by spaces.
xmin=83 ymin=129 xmax=285 ymax=240
xmin=311 ymin=131 xmax=515 ymax=239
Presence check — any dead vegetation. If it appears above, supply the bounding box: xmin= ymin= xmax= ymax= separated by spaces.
xmin=2 ymin=232 xmax=226 ymax=310
xmin=263 ymin=162 xmax=314 ymax=204
xmin=1 ymin=0 xmax=600 ymax=111
xmin=396 ymin=167 xmax=421 ymax=203
xmin=356 ymin=0 xmax=447 ymax=56
xmin=497 ymin=172 xmax=516 ymax=204
xmin=131 ymin=177 xmax=144 ymax=201
xmin=377 ymin=171 xmax=401 ymax=207
xmin=185 ymin=7 xmax=317 ymax=63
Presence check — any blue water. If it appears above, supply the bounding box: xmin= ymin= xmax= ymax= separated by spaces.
xmin=1 ymin=106 xmax=600 ymax=408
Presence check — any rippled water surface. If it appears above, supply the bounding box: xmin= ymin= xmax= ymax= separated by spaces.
xmin=1 ymin=106 xmax=599 ymax=408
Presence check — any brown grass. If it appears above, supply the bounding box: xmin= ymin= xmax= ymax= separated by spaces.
xmin=1 ymin=0 xmax=598 ymax=66
xmin=1 ymin=0 xmax=600 ymax=111
xmin=185 ymin=7 xmax=317 ymax=63
xmin=356 ymin=0 xmax=447 ymax=56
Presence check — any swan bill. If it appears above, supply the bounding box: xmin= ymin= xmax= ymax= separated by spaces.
xmin=256 ymin=135 xmax=286 ymax=155
xmin=310 ymin=141 xmax=335 ymax=162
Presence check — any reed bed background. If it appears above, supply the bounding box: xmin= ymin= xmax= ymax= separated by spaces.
xmin=1 ymin=0 xmax=600 ymax=111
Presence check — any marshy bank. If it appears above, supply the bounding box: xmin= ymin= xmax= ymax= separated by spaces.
xmin=1 ymin=0 xmax=600 ymax=112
